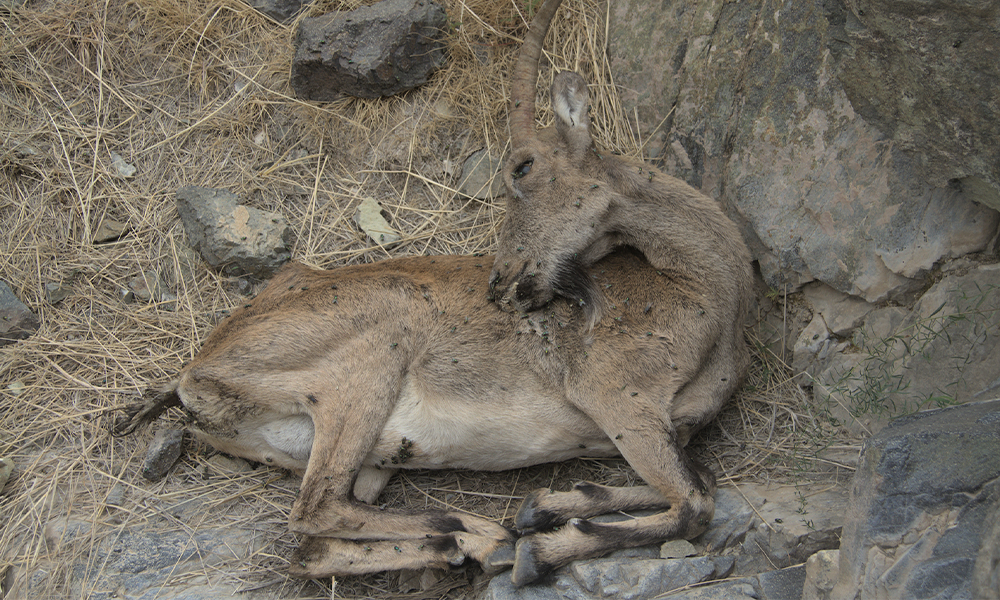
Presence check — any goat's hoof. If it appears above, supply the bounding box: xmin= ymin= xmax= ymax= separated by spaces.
xmin=482 ymin=542 xmax=516 ymax=573
xmin=510 ymin=537 xmax=545 ymax=587
xmin=514 ymin=488 xmax=557 ymax=532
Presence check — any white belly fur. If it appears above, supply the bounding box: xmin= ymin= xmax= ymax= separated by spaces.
xmin=371 ymin=377 xmax=619 ymax=471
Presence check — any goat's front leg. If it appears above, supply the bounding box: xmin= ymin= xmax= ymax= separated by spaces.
xmin=510 ymin=392 xmax=716 ymax=586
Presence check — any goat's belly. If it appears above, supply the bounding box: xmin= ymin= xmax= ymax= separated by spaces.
xmin=369 ymin=382 xmax=619 ymax=471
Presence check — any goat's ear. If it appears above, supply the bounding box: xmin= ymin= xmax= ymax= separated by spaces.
xmin=551 ymin=72 xmax=592 ymax=159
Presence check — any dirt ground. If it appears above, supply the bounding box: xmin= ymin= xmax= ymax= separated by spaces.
xmin=0 ymin=0 xmax=854 ymax=598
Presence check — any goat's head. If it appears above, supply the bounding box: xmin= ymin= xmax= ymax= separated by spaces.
xmin=490 ymin=0 xmax=615 ymax=319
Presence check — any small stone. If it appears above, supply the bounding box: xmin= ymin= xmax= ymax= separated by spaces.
xmin=158 ymin=290 xmax=178 ymax=311
xmin=128 ymin=271 xmax=166 ymax=303
xmin=458 ymin=149 xmax=504 ymax=199
xmin=105 ymin=483 xmax=126 ymax=508
xmin=236 ymin=278 xmax=253 ymax=295
xmin=175 ymin=186 xmax=291 ymax=278
xmin=6 ymin=381 xmax=25 ymax=396
xmin=44 ymin=281 xmax=71 ymax=304
xmin=248 ymin=0 xmax=301 ymax=22
xmin=142 ymin=429 xmax=185 ymax=482
xmin=660 ymin=539 xmax=698 ymax=559
xmin=0 ymin=280 xmax=40 ymax=346
xmin=0 ymin=457 xmax=13 ymax=492
xmin=93 ymin=217 xmax=128 ymax=243
xmin=109 ymin=151 xmax=136 ymax=178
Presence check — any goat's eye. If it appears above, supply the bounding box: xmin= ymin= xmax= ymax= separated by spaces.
xmin=512 ymin=159 xmax=533 ymax=179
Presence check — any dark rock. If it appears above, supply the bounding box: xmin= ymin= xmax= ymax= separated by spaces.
xmin=175 ymin=186 xmax=291 ymax=278
xmin=291 ymin=0 xmax=448 ymax=100
xmin=832 ymin=398 xmax=1000 ymax=599
xmin=837 ymin=0 xmax=1000 ymax=209
xmin=141 ymin=429 xmax=185 ymax=482
xmin=248 ymin=0 xmax=301 ymax=23
xmin=0 ymin=280 xmax=40 ymax=346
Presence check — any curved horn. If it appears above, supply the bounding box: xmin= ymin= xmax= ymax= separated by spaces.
xmin=509 ymin=0 xmax=564 ymax=146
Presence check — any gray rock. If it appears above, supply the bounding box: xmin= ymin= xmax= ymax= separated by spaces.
xmin=248 ymin=0 xmax=301 ymax=23
xmin=836 ymin=1 xmax=1000 ymax=206
xmin=658 ymin=565 xmax=805 ymax=600
xmin=696 ymin=487 xmax=759 ymax=553
xmin=831 ymin=398 xmax=1000 ymax=600
xmin=142 ymin=429 xmax=185 ymax=482
xmin=175 ymin=186 xmax=291 ymax=278
xmin=291 ymin=0 xmax=448 ymax=100
xmin=804 ymin=549 xmax=839 ymax=600
xmin=813 ymin=263 xmax=1000 ymax=433
xmin=44 ymin=281 xmax=71 ymax=304
xmin=458 ymin=149 xmax=504 ymax=199
xmin=607 ymin=0 xmax=1000 ymax=303
xmin=480 ymin=556 xmax=734 ymax=600
xmin=801 ymin=283 xmax=875 ymax=337
xmin=724 ymin=484 xmax=845 ymax=577
xmin=0 ymin=280 xmax=40 ymax=346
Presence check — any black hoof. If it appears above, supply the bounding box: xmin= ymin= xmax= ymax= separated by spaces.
xmin=511 ymin=537 xmax=550 ymax=587
xmin=482 ymin=542 xmax=516 ymax=573
xmin=514 ymin=488 xmax=559 ymax=532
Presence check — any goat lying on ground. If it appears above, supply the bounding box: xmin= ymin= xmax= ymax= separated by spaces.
xmin=117 ymin=248 xmax=743 ymax=586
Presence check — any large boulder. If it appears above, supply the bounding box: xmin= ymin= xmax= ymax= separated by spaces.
xmin=607 ymin=0 xmax=1000 ymax=303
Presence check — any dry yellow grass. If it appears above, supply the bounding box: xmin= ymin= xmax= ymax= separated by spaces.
xmin=0 ymin=0 xmax=853 ymax=598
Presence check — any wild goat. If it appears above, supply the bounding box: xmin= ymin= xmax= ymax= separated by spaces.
xmin=116 ymin=0 xmax=753 ymax=587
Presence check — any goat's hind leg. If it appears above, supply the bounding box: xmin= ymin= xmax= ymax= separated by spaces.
xmin=290 ymin=525 xmax=516 ymax=578
xmin=286 ymin=355 xmax=514 ymax=576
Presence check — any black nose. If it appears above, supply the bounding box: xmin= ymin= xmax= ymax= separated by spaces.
xmin=488 ymin=270 xmax=500 ymax=291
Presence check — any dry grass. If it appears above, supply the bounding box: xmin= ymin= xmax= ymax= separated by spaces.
xmin=0 ymin=0 xmax=853 ymax=598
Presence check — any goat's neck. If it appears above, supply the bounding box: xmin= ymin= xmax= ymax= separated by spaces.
xmin=603 ymin=191 xmax=732 ymax=278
